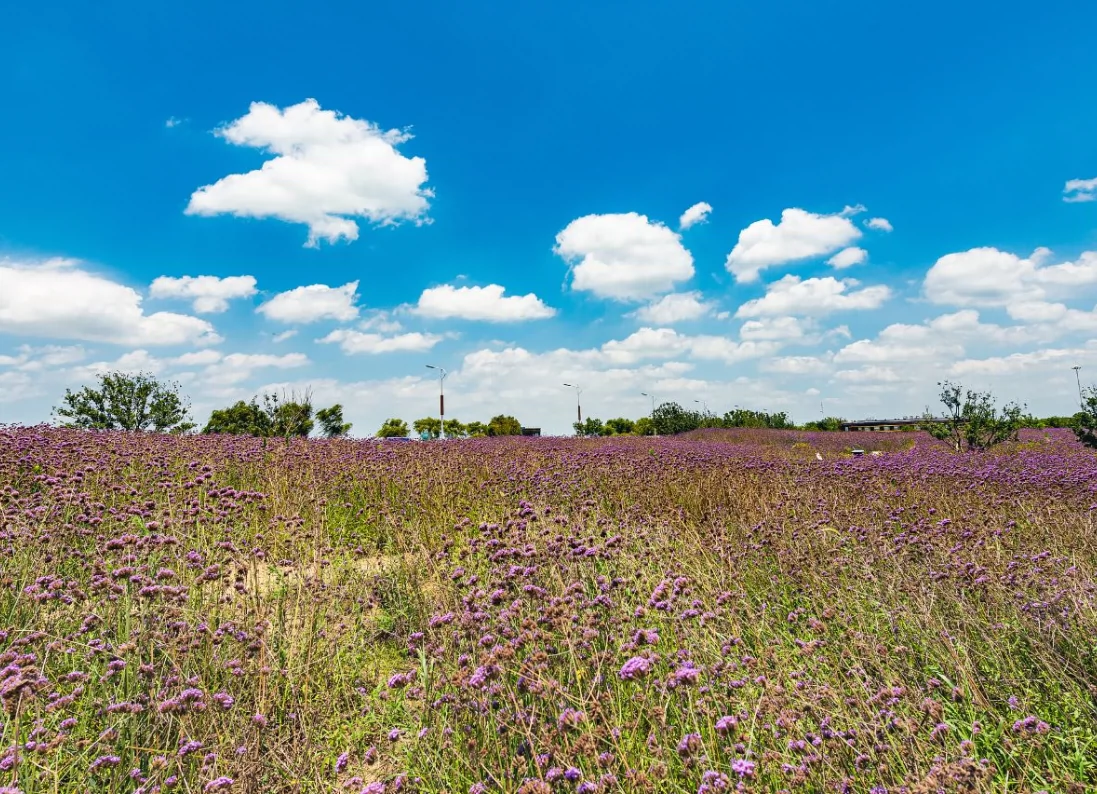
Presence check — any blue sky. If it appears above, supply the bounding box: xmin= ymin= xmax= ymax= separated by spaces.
xmin=2 ymin=0 xmax=1097 ymax=434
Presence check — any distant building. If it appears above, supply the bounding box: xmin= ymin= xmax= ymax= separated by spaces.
xmin=521 ymin=427 xmax=541 ymax=436
xmin=840 ymin=419 xmax=925 ymax=432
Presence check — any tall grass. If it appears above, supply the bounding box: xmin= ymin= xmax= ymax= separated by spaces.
xmin=0 ymin=426 xmax=1094 ymax=793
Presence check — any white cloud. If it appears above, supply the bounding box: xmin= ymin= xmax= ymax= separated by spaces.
xmin=272 ymin=330 xmax=298 ymax=343
xmin=679 ymin=202 xmax=712 ymax=230
xmin=173 ymin=349 xmax=224 ymax=367
xmin=359 ymin=311 xmax=404 ymax=333
xmin=412 ymin=284 xmax=556 ymax=322
xmin=1063 ymin=177 xmax=1097 ymax=203
xmin=826 ymin=247 xmax=867 ymax=269
xmin=555 ymin=212 xmax=695 ymax=300
xmin=761 ymin=354 xmax=833 ymax=375
xmin=149 ymin=275 xmax=258 ymax=313
xmin=739 ymin=316 xmax=815 ymax=341
xmin=725 ymin=207 xmax=863 ymax=283
xmin=319 ymin=329 xmax=443 ymax=354
xmin=598 ymin=327 xmax=779 ymax=366
xmin=949 ymin=347 xmax=1095 ymax=377
xmin=257 ymin=281 xmax=359 ymax=323
xmin=186 ymin=99 xmax=432 ymax=247
xmin=629 ymin=292 xmax=712 ymax=324
xmin=833 ymin=365 xmax=904 ymax=383
xmin=200 ymin=352 xmax=309 ymax=385
xmin=832 ymin=311 xmax=1040 ymax=376
xmin=165 ymin=117 xmax=186 ymax=129
xmin=0 ymin=258 xmax=220 ymax=346
xmin=735 ymin=275 xmax=891 ymax=318
xmin=924 ymin=247 xmax=1097 ymax=309
xmin=865 ymin=217 xmax=893 ymax=232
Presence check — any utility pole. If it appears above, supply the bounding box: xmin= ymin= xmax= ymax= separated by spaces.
xmin=563 ymin=383 xmax=582 ymax=434
xmin=641 ymin=392 xmax=657 ymax=436
xmin=426 ymin=364 xmax=447 ymax=439
xmin=1073 ymin=365 xmax=1083 ymax=410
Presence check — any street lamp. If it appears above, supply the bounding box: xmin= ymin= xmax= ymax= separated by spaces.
xmin=425 ymin=365 xmax=447 ymax=439
xmin=640 ymin=392 xmax=656 ymax=437
xmin=563 ymin=383 xmax=582 ymax=434
xmin=1073 ymin=365 xmax=1084 ymax=410
xmin=694 ymin=399 xmax=708 ymax=415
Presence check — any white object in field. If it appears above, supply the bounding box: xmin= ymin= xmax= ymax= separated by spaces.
xmin=870 ymin=450 xmax=883 ymax=457
xmin=815 ymin=452 xmax=823 ymax=460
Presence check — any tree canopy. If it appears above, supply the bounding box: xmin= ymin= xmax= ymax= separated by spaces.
xmin=376 ymin=418 xmax=410 ymax=438
xmin=54 ymin=371 xmax=194 ymax=433
xmin=487 ymin=415 xmax=523 ymax=436
xmin=923 ymin=381 xmax=1024 ymax=452
xmin=316 ymin=404 xmax=352 ymax=437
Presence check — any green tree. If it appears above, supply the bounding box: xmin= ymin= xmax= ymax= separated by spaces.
xmin=633 ymin=417 xmax=655 ymax=436
xmin=605 ymin=417 xmax=636 ymax=435
xmin=652 ymin=402 xmax=703 ymax=436
xmin=316 ymin=404 xmax=352 ymax=437
xmin=1073 ymin=388 xmax=1097 ymax=449
xmin=203 ymin=399 xmax=273 ymax=436
xmin=924 ymin=381 xmax=1024 ymax=452
xmin=376 ymin=418 xmax=409 ymax=438
xmin=263 ymin=392 xmax=314 ymax=439
xmin=465 ymin=421 xmax=489 ymax=437
xmin=54 ymin=371 xmax=195 ymax=433
xmin=573 ymin=417 xmax=606 ymax=437
xmin=413 ymin=417 xmax=442 ymax=439
xmin=487 ymin=414 xmax=522 ymax=436
xmin=802 ymin=416 xmax=845 ymax=432
xmin=443 ymin=418 xmax=467 ymax=438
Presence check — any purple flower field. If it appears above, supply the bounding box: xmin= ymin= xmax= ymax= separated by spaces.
xmin=1 ymin=426 xmax=1095 ymax=793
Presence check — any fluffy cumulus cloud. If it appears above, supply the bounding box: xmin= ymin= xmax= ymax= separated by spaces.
xmin=412 ymin=284 xmax=556 ymax=322
xmin=149 ymin=275 xmax=258 ymax=313
xmin=186 ymin=99 xmax=432 ymax=247
xmin=257 ymin=281 xmax=360 ymax=323
xmin=0 ymin=259 xmax=220 ymax=346
xmin=830 ymin=310 xmax=1049 ymax=386
xmin=1063 ymin=177 xmax=1097 ymax=203
xmin=318 ymin=328 xmax=443 ymax=354
xmin=597 ymin=327 xmax=779 ymax=366
xmin=555 ymin=213 xmax=694 ymax=300
xmin=735 ymin=275 xmax=890 ymax=318
xmin=725 ymin=207 xmax=863 ymax=283
xmin=865 ymin=217 xmax=893 ymax=232
xmin=826 ymin=247 xmax=867 ymax=269
xmin=924 ymin=247 xmax=1097 ymax=314
xmin=678 ymin=201 xmax=712 ymax=230
xmin=628 ymin=292 xmax=712 ymax=324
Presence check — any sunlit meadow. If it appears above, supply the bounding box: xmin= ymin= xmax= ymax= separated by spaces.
xmin=1 ymin=426 xmax=1095 ymax=793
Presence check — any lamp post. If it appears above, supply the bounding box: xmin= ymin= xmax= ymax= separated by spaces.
xmin=640 ymin=392 xmax=656 ymax=437
xmin=426 ymin=365 xmax=447 ymax=439
xmin=1073 ymin=365 xmax=1083 ymax=410
xmin=694 ymin=399 xmax=708 ymax=415
xmin=563 ymin=383 xmax=582 ymax=434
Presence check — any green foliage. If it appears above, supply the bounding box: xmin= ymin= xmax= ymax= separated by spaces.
xmin=652 ymin=402 xmax=703 ymax=436
xmin=573 ymin=417 xmax=606 ymax=437
xmin=605 ymin=417 xmax=636 ymax=435
xmin=413 ymin=417 xmax=442 ymax=439
xmin=632 ymin=416 xmax=655 ymax=436
xmin=1073 ymin=389 xmax=1097 ymax=449
xmin=486 ymin=414 xmax=522 ymax=436
xmin=802 ymin=416 xmax=845 ymax=432
xmin=203 ymin=391 xmax=314 ymax=438
xmin=443 ymin=418 xmax=467 ymax=438
xmin=203 ymin=399 xmax=273 ymax=436
xmin=924 ymin=380 xmax=1025 ymax=452
xmin=316 ymin=404 xmax=352 ymax=437
xmin=54 ymin=371 xmax=195 ymax=433
xmin=722 ymin=407 xmax=794 ymax=429
xmin=464 ymin=421 xmax=489 ymax=437
xmin=376 ymin=418 xmax=410 ymax=438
